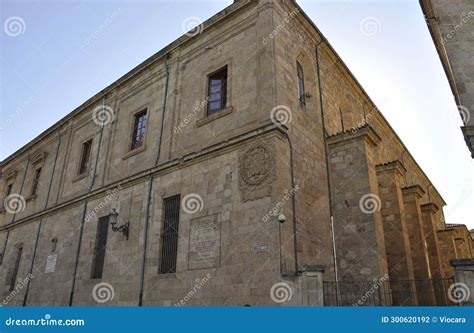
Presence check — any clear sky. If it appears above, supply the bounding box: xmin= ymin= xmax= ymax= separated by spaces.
xmin=1 ymin=0 xmax=472 ymax=228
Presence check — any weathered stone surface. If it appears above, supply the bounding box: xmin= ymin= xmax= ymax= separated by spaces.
xmin=420 ymin=0 xmax=474 ymax=157
xmin=238 ymin=141 xmax=276 ymax=202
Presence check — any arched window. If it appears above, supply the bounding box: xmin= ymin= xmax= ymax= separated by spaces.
xmin=297 ymin=61 xmax=306 ymax=106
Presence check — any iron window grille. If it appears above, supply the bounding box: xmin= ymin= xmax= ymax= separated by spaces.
xmin=159 ymin=195 xmax=181 ymax=274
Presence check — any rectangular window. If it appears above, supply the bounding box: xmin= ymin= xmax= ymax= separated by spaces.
xmin=207 ymin=66 xmax=228 ymax=116
xmin=78 ymin=139 xmax=92 ymax=175
xmin=91 ymin=216 xmax=109 ymax=279
xmin=159 ymin=195 xmax=181 ymax=274
xmin=131 ymin=110 xmax=147 ymax=150
xmin=31 ymin=168 xmax=42 ymax=196
xmin=9 ymin=246 xmax=22 ymax=291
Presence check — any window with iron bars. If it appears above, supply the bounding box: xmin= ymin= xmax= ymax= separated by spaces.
xmin=159 ymin=195 xmax=181 ymax=274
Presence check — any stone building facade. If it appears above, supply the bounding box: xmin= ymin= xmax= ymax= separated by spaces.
xmin=0 ymin=0 xmax=472 ymax=306
xmin=420 ymin=0 xmax=474 ymax=157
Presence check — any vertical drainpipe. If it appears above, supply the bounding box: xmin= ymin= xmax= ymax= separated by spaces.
xmin=139 ymin=53 xmax=171 ymax=306
xmin=69 ymin=97 xmax=107 ymax=306
xmin=23 ymin=128 xmax=61 ymax=305
xmin=266 ymin=2 xmax=296 ymax=276
xmin=315 ymin=41 xmax=339 ymax=304
xmin=1 ymin=152 xmax=31 ymax=266
xmin=281 ymin=133 xmax=299 ymax=275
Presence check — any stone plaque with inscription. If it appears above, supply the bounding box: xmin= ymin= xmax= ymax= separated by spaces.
xmin=253 ymin=244 xmax=269 ymax=252
xmin=188 ymin=215 xmax=220 ymax=270
xmin=45 ymin=254 xmax=58 ymax=273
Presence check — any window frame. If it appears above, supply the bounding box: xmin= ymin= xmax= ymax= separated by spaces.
xmin=78 ymin=139 xmax=93 ymax=176
xmin=159 ymin=195 xmax=181 ymax=274
xmin=31 ymin=167 xmax=42 ymax=196
xmin=130 ymin=109 xmax=148 ymax=151
xmin=91 ymin=215 xmax=110 ymax=279
xmin=9 ymin=245 xmax=23 ymax=291
xmin=206 ymin=66 xmax=228 ymax=116
xmin=297 ymin=61 xmax=306 ymax=107
xmin=5 ymin=183 xmax=13 ymax=197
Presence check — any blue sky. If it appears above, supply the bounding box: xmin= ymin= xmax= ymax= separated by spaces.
xmin=1 ymin=0 xmax=472 ymax=228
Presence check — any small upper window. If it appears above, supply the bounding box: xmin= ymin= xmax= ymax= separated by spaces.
xmin=78 ymin=139 xmax=93 ymax=175
xmin=207 ymin=66 xmax=228 ymax=116
xmin=131 ymin=110 xmax=147 ymax=150
xmin=31 ymin=168 xmax=42 ymax=196
xmin=5 ymin=184 xmax=13 ymax=197
xmin=297 ymin=62 xmax=306 ymax=106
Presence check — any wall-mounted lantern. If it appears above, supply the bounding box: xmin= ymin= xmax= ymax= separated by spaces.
xmin=109 ymin=208 xmax=129 ymax=240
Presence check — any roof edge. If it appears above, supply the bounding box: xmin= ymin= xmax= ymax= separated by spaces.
xmin=1 ymin=0 xmax=251 ymax=166
xmin=288 ymin=0 xmax=446 ymax=205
